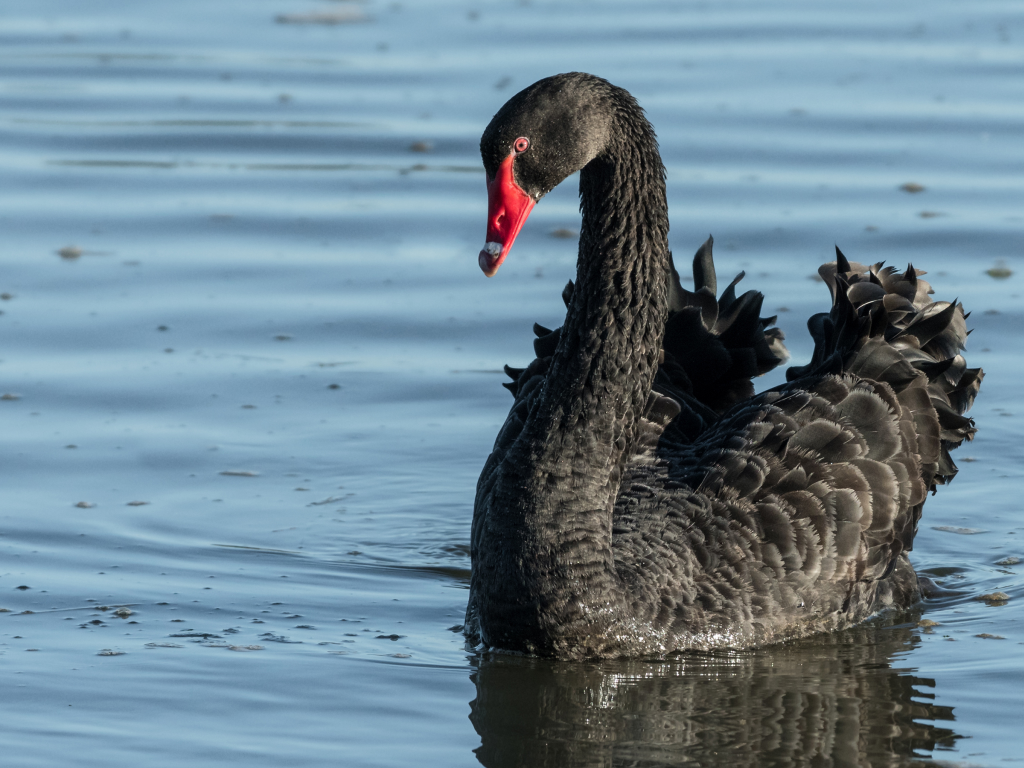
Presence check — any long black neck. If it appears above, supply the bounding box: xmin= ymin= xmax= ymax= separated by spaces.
xmin=502 ymin=107 xmax=669 ymax=575
xmin=561 ymin=120 xmax=669 ymax=435
xmin=521 ymin=108 xmax=670 ymax=485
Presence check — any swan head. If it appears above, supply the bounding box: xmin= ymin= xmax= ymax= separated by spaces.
xmin=478 ymin=72 xmax=615 ymax=276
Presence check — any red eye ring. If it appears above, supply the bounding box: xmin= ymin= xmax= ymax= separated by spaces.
xmin=513 ymin=137 xmax=530 ymax=153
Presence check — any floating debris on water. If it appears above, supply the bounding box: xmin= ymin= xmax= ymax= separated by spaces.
xmin=986 ymin=263 xmax=1013 ymax=279
xmin=1 ymin=393 xmax=21 ymax=401
xmin=977 ymin=592 xmax=1011 ymax=605
xmin=900 ymin=182 xmax=926 ymax=193
xmin=932 ymin=526 xmax=987 ymax=535
xmin=275 ymin=10 xmax=367 ymax=25
xmin=308 ymin=496 xmax=344 ymax=506
xmin=227 ymin=645 xmax=264 ymax=652
xmin=918 ymin=211 xmax=945 ymax=218
xmin=550 ymin=228 xmax=578 ymax=239
xmin=975 ymin=633 xmax=1006 ymax=639
xmin=259 ymin=632 xmax=302 ymax=644
xmin=220 ymin=470 xmax=259 ymax=477
xmin=918 ymin=619 xmax=940 ymax=628
xmin=996 ymin=556 xmax=1021 ymax=566
xmin=409 ymin=141 xmax=432 ymax=153
xmin=97 ymin=649 xmax=125 ymax=656
xmin=57 ymin=245 xmax=83 ymax=259
xmin=74 ymin=501 xmax=96 ymax=509
xmin=113 ymin=608 xmax=133 ymax=618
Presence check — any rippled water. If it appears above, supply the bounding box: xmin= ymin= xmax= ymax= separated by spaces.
xmin=2 ymin=1 xmax=1023 ymax=765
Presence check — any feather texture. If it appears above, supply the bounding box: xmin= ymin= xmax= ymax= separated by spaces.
xmin=467 ymin=73 xmax=982 ymax=659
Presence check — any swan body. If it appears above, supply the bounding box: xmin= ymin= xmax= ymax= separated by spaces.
xmin=466 ymin=73 xmax=982 ymax=659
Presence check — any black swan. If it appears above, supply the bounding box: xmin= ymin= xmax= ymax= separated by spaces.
xmin=467 ymin=72 xmax=983 ymax=659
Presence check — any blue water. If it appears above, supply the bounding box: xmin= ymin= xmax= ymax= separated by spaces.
xmin=2 ymin=0 xmax=1023 ymax=765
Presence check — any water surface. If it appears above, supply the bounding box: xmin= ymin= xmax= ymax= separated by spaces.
xmin=2 ymin=1 xmax=1023 ymax=765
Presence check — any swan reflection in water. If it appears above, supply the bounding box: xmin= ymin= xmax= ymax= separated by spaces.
xmin=469 ymin=615 xmax=958 ymax=768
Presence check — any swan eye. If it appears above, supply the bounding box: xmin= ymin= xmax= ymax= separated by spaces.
xmin=513 ymin=137 xmax=530 ymax=153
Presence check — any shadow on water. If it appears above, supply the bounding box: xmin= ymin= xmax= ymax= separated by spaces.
xmin=469 ymin=615 xmax=959 ymax=768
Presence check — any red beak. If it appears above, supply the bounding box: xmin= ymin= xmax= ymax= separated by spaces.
xmin=479 ymin=153 xmax=536 ymax=277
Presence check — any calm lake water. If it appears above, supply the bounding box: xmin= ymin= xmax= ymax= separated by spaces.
xmin=2 ymin=0 xmax=1023 ymax=765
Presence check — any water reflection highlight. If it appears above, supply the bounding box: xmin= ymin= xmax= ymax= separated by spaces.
xmin=470 ymin=617 xmax=957 ymax=767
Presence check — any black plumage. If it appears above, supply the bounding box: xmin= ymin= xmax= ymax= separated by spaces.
xmin=466 ymin=73 xmax=982 ymax=659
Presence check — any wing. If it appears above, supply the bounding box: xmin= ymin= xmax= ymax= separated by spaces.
xmin=788 ymin=247 xmax=982 ymax=487
xmin=609 ymin=247 xmax=982 ymax=641
xmin=657 ymin=236 xmax=788 ymax=417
